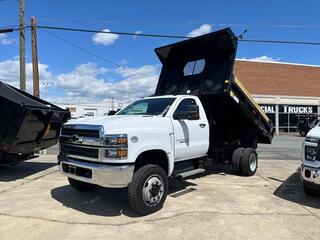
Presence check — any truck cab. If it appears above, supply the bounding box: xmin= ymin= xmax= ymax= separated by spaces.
xmin=58 ymin=28 xmax=273 ymax=215
xmin=301 ymin=122 xmax=320 ymax=195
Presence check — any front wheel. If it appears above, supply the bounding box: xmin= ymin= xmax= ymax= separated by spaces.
xmin=128 ymin=164 xmax=168 ymax=215
xmin=240 ymin=148 xmax=258 ymax=176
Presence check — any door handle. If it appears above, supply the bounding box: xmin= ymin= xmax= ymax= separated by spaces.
xmin=199 ymin=123 xmax=206 ymax=128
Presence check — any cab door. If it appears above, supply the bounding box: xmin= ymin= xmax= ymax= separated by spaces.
xmin=171 ymin=98 xmax=209 ymax=161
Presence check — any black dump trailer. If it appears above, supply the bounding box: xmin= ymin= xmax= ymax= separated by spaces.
xmin=154 ymin=28 xmax=273 ymax=163
xmin=0 ymin=81 xmax=70 ymax=166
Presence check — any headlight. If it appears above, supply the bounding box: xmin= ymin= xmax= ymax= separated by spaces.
xmin=104 ymin=134 xmax=128 ymax=159
xmin=105 ymin=134 xmax=127 ymax=146
xmin=105 ymin=148 xmax=128 ymax=159
xmin=305 ymin=146 xmax=318 ymax=161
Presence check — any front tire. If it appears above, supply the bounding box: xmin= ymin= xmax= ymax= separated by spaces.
xmin=240 ymin=148 xmax=258 ymax=176
xmin=68 ymin=178 xmax=97 ymax=192
xmin=128 ymin=164 xmax=168 ymax=215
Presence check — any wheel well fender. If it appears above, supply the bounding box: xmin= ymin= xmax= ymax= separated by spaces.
xmin=134 ymin=149 xmax=172 ymax=176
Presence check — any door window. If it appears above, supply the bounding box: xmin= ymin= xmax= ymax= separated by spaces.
xmin=175 ymin=99 xmax=197 ymax=112
xmin=174 ymin=98 xmax=200 ymax=120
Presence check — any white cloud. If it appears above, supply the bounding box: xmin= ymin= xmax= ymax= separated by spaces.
xmin=92 ymin=29 xmax=119 ymax=45
xmin=0 ymin=57 xmax=159 ymax=105
xmin=0 ymin=33 xmax=15 ymax=45
xmin=0 ymin=57 xmax=53 ymax=93
xmin=187 ymin=24 xmax=212 ymax=37
xmin=133 ymin=30 xmax=142 ymax=39
xmin=55 ymin=63 xmax=159 ymax=104
xmin=56 ymin=63 xmax=110 ymax=97
xmin=239 ymin=56 xmax=280 ymax=62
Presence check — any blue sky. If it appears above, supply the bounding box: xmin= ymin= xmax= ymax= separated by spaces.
xmin=0 ymin=0 xmax=319 ymax=104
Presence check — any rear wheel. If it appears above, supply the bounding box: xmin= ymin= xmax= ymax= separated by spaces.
xmin=240 ymin=148 xmax=258 ymax=176
xmin=128 ymin=164 xmax=168 ymax=215
xmin=232 ymin=147 xmax=244 ymax=173
xmin=68 ymin=178 xmax=97 ymax=192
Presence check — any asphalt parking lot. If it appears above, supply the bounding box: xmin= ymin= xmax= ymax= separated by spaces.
xmin=0 ymin=135 xmax=319 ymax=240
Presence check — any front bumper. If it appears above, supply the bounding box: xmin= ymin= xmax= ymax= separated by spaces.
xmin=58 ymin=155 xmax=134 ymax=188
xmin=301 ymin=164 xmax=320 ymax=186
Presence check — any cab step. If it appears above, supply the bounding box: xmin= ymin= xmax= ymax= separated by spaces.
xmin=176 ymin=168 xmax=205 ymax=180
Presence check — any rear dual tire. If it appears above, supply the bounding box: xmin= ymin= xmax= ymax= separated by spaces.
xmin=232 ymin=148 xmax=258 ymax=176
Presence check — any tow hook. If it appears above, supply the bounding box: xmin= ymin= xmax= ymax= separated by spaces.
xmin=313 ymin=170 xmax=320 ymax=179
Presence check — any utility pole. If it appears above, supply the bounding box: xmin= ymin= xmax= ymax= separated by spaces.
xmin=19 ymin=0 xmax=26 ymax=91
xmin=31 ymin=17 xmax=39 ymax=97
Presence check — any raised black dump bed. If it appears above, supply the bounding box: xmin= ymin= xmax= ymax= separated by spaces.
xmin=0 ymin=81 xmax=70 ymax=166
xmin=154 ymin=28 xmax=273 ymax=160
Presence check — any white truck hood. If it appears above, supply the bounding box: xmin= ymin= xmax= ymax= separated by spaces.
xmin=65 ymin=115 xmax=171 ymax=134
xmin=306 ymin=126 xmax=320 ymax=139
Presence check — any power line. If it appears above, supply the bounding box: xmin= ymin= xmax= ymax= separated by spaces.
xmin=38 ymin=25 xmax=187 ymax=39
xmin=240 ymin=39 xmax=320 ymax=45
xmin=2 ymin=24 xmax=320 ymax=45
xmin=40 ymin=29 xmax=151 ymax=77
xmin=36 ymin=25 xmax=320 ymax=45
xmin=34 ymin=18 xmax=320 ymax=29
xmin=0 ymin=25 xmax=19 ymax=31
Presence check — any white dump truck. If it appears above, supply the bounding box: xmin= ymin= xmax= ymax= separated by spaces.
xmin=57 ymin=28 xmax=273 ymax=215
xmin=301 ymin=121 xmax=320 ymax=196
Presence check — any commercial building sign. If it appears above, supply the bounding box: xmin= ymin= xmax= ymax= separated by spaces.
xmin=260 ymin=105 xmax=275 ymax=114
xmin=282 ymin=106 xmax=313 ymax=114
xmin=260 ymin=105 xmax=316 ymax=114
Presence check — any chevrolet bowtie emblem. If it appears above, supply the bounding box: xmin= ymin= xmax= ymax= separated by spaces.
xmin=72 ymin=135 xmax=84 ymax=144
xmin=72 ymin=135 xmax=79 ymax=141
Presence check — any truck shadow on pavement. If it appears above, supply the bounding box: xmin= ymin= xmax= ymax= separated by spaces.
xmin=50 ymin=180 xmax=197 ymax=218
xmin=0 ymin=161 xmax=56 ymax=182
xmin=50 ymin=165 xmax=235 ymax=218
xmin=273 ymin=171 xmax=320 ymax=209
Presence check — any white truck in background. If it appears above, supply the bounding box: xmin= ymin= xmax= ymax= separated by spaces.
xmin=301 ymin=122 xmax=320 ymax=196
xmin=57 ymin=28 xmax=274 ymax=215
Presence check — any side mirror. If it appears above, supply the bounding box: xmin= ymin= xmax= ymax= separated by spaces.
xmin=173 ymin=105 xmax=200 ymax=120
xmin=108 ymin=110 xmax=118 ymax=116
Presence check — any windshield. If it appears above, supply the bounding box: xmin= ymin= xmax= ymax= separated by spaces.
xmin=117 ymin=98 xmax=175 ymax=116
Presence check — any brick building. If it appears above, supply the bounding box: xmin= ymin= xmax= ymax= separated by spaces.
xmin=234 ymin=60 xmax=320 ymax=134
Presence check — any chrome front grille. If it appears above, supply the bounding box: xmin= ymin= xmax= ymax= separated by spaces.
xmin=61 ymin=144 xmax=99 ymax=159
xmin=61 ymin=127 xmax=100 ymax=138
xmin=59 ymin=124 xmax=104 ymax=161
